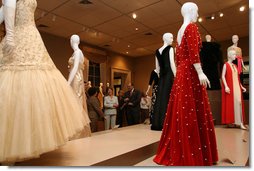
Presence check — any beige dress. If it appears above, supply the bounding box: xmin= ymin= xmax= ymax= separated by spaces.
xmin=229 ymin=64 xmax=243 ymax=125
xmin=0 ymin=0 xmax=90 ymax=163
xmin=68 ymin=56 xmax=91 ymax=137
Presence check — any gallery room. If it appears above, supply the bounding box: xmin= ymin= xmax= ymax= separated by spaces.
xmin=0 ymin=0 xmax=250 ymax=167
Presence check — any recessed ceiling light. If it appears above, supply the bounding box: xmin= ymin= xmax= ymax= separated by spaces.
xmin=211 ymin=15 xmax=215 ymax=20
xmin=132 ymin=13 xmax=137 ymax=19
xmin=144 ymin=32 xmax=153 ymax=35
xmin=135 ymin=28 xmax=139 ymax=31
xmin=126 ymin=51 xmax=129 ymax=54
xmin=239 ymin=6 xmax=245 ymax=12
xmin=219 ymin=12 xmax=224 ymax=17
xmin=79 ymin=0 xmax=92 ymax=4
xmin=128 ymin=45 xmax=130 ymax=48
xmin=198 ymin=17 xmax=202 ymax=22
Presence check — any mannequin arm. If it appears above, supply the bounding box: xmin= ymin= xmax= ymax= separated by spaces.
xmin=240 ymin=84 xmax=246 ymax=92
xmin=169 ymin=48 xmax=176 ymax=77
xmin=146 ymin=85 xmax=151 ymax=95
xmin=0 ymin=6 xmax=4 ymax=24
xmin=193 ymin=63 xmax=211 ymax=88
xmin=67 ymin=51 xmax=80 ymax=85
xmin=241 ymin=60 xmax=247 ymax=70
xmin=221 ymin=64 xmax=230 ymax=94
xmin=2 ymin=0 xmax=17 ymax=54
xmin=155 ymin=56 xmax=160 ymax=77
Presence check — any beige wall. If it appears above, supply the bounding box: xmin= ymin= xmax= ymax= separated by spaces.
xmin=133 ymin=55 xmax=155 ymax=94
xmin=40 ymin=32 xmax=73 ymax=79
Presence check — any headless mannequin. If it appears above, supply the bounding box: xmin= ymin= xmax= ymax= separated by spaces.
xmin=156 ymin=33 xmax=176 ymax=77
xmin=67 ymin=35 xmax=85 ymax=85
xmin=177 ymin=2 xmax=210 ymax=88
xmin=221 ymin=50 xmax=246 ymax=129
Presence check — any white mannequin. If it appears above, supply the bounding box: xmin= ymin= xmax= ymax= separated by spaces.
xmin=0 ymin=0 xmax=17 ymax=55
xmin=205 ymin=34 xmax=212 ymax=42
xmin=155 ymin=33 xmax=176 ymax=77
xmin=221 ymin=49 xmax=246 ymax=130
xmin=67 ymin=34 xmax=85 ymax=85
xmin=146 ymin=69 xmax=159 ymax=95
xmin=228 ymin=35 xmax=246 ymax=70
xmin=177 ymin=2 xmax=210 ymax=88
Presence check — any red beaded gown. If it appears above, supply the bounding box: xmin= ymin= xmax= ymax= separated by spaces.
xmin=153 ymin=23 xmax=218 ymax=166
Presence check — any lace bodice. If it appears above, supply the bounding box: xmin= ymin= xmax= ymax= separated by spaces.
xmin=0 ymin=0 xmax=56 ymax=70
xmin=15 ymin=0 xmax=37 ymax=27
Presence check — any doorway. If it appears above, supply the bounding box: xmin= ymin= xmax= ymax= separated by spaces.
xmin=111 ymin=68 xmax=131 ymax=95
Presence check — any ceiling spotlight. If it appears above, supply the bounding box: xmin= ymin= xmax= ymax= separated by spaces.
xmin=126 ymin=51 xmax=129 ymax=54
xmin=239 ymin=6 xmax=245 ymax=12
xmin=198 ymin=17 xmax=203 ymax=22
xmin=211 ymin=15 xmax=215 ymax=20
xmin=135 ymin=27 xmax=139 ymax=31
xmin=132 ymin=13 xmax=137 ymax=19
xmin=219 ymin=12 xmax=224 ymax=17
xmin=128 ymin=45 xmax=130 ymax=48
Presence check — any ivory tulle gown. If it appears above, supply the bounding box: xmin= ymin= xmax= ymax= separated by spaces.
xmin=0 ymin=0 xmax=90 ymax=163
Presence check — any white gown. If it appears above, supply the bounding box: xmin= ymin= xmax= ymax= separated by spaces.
xmin=0 ymin=0 xmax=90 ymax=163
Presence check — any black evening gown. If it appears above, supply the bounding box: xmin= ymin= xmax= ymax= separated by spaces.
xmin=151 ymin=45 xmax=174 ymax=130
xmin=200 ymin=42 xmax=223 ymax=90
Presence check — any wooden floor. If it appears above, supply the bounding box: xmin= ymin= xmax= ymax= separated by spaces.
xmin=14 ymin=124 xmax=249 ymax=166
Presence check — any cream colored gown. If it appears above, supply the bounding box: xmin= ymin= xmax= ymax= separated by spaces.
xmin=68 ymin=56 xmax=91 ymax=137
xmin=0 ymin=0 xmax=90 ymax=163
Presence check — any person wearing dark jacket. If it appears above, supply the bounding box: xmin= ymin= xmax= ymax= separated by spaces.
xmin=123 ymin=83 xmax=141 ymax=125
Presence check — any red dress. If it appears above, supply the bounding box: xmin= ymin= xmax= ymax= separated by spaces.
xmin=153 ymin=23 xmax=218 ymax=166
xmin=221 ymin=62 xmax=245 ymax=124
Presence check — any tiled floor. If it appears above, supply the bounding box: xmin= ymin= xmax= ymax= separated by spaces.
xmin=15 ymin=124 xmax=249 ymax=166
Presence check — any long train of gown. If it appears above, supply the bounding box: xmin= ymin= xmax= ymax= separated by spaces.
xmin=0 ymin=0 xmax=90 ymax=163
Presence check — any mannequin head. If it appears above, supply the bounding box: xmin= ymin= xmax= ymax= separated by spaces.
xmin=70 ymin=34 xmax=80 ymax=49
xmin=205 ymin=35 xmax=212 ymax=42
xmin=227 ymin=49 xmax=236 ymax=62
xmin=162 ymin=33 xmax=173 ymax=45
xmin=181 ymin=2 xmax=199 ymax=23
xmin=106 ymin=82 xmax=110 ymax=87
xmin=232 ymin=35 xmax=239 ymax=44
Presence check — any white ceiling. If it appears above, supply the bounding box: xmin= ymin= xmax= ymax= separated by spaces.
xmin=1 ymin=0 xmax=250 ymax=57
